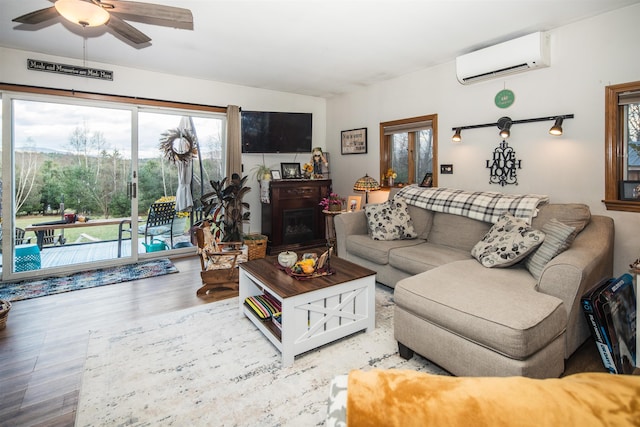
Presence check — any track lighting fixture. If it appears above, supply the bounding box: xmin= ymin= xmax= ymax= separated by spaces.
xmin=498 ymin=117 xmax=512 ymax=139
xmin=549 ymin=117 xmax=564 ymax=136
xmin=451 ymin=114 xmax=574 ymax=142
xmin=452 ymin=128 xmax=462 ymax=142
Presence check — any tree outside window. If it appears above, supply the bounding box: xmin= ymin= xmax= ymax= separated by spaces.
xmin=604 ymin=81 xmax=640 ymax=211
xmin=380 ymin=115 xmax=437 ymax=187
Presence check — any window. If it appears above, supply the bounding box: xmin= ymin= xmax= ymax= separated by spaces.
xmin=379 ymin=114 xmax=437 ymax=187
xmin=604 ymin=81 xmax=640 ymax=212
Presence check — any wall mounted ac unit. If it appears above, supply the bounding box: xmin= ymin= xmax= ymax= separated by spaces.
xmin=456 ymin=32 xmax=550 ymax=85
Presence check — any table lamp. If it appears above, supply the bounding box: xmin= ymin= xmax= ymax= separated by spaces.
xmin=353 ymin=174 xmax=380 ymax=204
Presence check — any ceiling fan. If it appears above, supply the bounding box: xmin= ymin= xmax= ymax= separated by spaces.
xmin=12 ymin=0 xmax=193 ymax=45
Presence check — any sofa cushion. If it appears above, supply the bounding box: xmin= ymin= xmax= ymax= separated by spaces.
xmin=345 ymin=370 xmax=640 ymax=427
xmin=427 ymin=212 xmax=491 ymax=251
xmin=365 ymin=197 xmax=417 ymax=241
xmin=394 ymin=260 xmax=565 ymax=359
xmin=525 ymin=219 xmax=576 ymax=281
xmin=532 ymin=203 xmax=590 ymax=234
xmin=389 ymin=242 xmax=472 ymax=275
xmin=406 ymin=204 xmax=434 ymax=240
xmin=346 ymin=235 xmax=425 ymax=265
xmin=471 ymin=213 xmax=545 ymax=267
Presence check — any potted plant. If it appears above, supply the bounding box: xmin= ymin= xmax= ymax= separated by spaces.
xmin=201 ymin=173 xmax=251 ymax=242
xmin=319 ymin=192 xmax=346 ymax=212
xmin=384 ymin=168 xmax=397 ymax=186
xmin=251 ymin=164 xmax=272 ymax=182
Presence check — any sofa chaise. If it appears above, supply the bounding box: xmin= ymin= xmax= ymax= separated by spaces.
xmin=334 ymin=186 xmax=614 ymax=378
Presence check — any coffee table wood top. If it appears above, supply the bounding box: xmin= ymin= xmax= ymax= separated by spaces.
xmin=240 ymin=256 xmax=376 ymax=299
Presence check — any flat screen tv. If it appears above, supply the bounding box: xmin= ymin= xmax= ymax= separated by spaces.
xmin=241 ymin=111 xmax=312 ymax=153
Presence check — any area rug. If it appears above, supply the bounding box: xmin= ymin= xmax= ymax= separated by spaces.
xmin=76 ymin=285 xmax=448 ymax=426
xmin=0 ymin=258 xmax=178 ymax=302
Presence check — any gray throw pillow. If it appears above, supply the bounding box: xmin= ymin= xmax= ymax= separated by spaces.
xmin=525 ymin=218 xmax=576 ymax=280
xmin=471 ymin=212 xmax=545 ymax=268
xmin=365 ymin=197 xmax=417 ymax=241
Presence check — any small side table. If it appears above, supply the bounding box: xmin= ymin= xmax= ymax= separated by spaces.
xmin=322 ymin=210 xmax=344 ymax=256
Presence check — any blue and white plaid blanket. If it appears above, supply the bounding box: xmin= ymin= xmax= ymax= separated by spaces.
xmin=396 ymin=186 xmax=549 ymax=224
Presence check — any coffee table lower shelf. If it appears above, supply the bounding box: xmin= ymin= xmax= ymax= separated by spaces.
xmin=239 ymin=266 xmax=375 ymax=367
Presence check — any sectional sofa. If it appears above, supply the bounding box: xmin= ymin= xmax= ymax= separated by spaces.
xmin=334 ymin=186 xmax=614 ymax=377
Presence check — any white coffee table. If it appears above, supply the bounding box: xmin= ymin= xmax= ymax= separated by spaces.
xmin=239 ymin=256 xmax=376 ymax=367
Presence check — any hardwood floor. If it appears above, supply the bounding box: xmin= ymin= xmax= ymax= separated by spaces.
xmin=0 ymin=256 xmax=209 ymax=427
xmin=0 ymin=255 xmax=606 ymax=426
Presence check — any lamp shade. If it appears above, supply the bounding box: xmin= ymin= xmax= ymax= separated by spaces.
xmin=353 ymin=174 xmax=380 ymax=192
xmin=55 ymin=0 xmax=110 ymax=27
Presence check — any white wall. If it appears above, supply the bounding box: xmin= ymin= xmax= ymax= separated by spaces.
xmin=325 ymin=3 xmax=640 ymax=276
xmin=0 ymin=47 xmax=326 ymax=235
xmin=2 ymin=4 xmax=639 ymax=275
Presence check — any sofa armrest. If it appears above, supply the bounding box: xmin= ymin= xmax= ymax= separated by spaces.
xmin=537 ymin=215 xmax=614 ymax=357
xmin=334 ymin=211 xmax=368 ymax=257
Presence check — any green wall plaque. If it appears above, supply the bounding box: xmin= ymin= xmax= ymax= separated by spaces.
xmin=495 ymin=89 xmax=515 ymax=109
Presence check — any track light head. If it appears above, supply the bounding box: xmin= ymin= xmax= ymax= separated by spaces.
xmin=452 ymin=128 xmax=462 ymax=142
xmin=549 ymin=117 xmax=564 ymax=136
xmin=497 ymin=116 xmax=512 ymax=139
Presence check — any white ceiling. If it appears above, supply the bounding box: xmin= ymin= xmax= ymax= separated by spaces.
xmin=1 ymin=0 xmax=639 ymax=98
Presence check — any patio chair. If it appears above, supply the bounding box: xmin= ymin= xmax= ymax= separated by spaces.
xmin=195 ymin=220 xmax=246 ymax=299
xmin=139 ymin=201 xmax=176 ymax=250
xmin=14 ymin=228 xmax=32 ymax=245
xmin=40 ymin=229 xmax=66 ymax=246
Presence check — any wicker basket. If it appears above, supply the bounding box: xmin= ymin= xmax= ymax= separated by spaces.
xmin=245 ymin=234 xmax=268 ymax=260
xmin=0 ymin=300 xmax=11 ymax=330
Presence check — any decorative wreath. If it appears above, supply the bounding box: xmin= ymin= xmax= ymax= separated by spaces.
xmin=159 ymin=128 xmax=198 ymax=164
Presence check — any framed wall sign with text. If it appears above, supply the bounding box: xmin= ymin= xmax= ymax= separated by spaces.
xmin=341 ymin=128 xmax=367 ymax=154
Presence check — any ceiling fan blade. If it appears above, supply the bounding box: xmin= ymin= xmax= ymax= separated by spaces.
xmin=100 ymin=1 xmax=193 ymax=30
xmin=12 ymin=6 xmax=59 ymax=25
xmin=106 ymin=14 xmax=151 ymax=44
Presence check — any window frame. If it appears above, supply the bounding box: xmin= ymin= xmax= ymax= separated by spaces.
xmin=604 ymin=80 xmax=640 ymax=212
xmin=379 ymin=114 xmax=438 ymax=187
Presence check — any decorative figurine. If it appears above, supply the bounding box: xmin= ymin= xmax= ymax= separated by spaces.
xmin=311 ymin=147 xmax=328 ymax=177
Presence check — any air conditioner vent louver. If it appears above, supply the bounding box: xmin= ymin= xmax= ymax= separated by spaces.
xmin=456 ymin=32 xmax=550 ymax=85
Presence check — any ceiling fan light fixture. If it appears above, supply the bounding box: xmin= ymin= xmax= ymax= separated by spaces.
xmin=55 ymin=0 xmax=109 ymax=27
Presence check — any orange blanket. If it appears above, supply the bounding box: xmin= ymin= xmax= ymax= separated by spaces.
xmin=347 ymin=369 xmax=640 ymax=426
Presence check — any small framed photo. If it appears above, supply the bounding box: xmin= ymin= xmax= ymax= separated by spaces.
xmin=341 ymin=128 xmax=367 ymax=154
xmin=271 ymin=169 xmax=282 ymax=180
xmin=281 ymin=162 xmax=301 ymax=179
xmin=347 ymin=195 xmax=362 ymax=212
xmin=419 ymin=172 xmax=433 ymax=188
xmin=619 ymin=180 xmax=640 ymax=200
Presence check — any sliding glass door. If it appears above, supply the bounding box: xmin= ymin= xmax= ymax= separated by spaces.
xmin=136 ymin=110 xmax=225 ymax=255
xmin=3 ymin=96 xmax=135 ymax=278
xmin=1 ymin=90 xmax=227 ymax=281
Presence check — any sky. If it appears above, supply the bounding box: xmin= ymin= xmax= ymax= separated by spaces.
xmin=6 ymin=98 xmax=223 ymax=160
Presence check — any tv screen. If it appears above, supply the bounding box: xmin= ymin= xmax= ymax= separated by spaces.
xmin=241 ymin=111 xmax=312 ymax=153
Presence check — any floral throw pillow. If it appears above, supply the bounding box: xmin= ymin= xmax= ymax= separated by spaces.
xmin=471 ymin=212 xmax=545 ymax=268
xmin=365 ymin=197 xmax=417 ymax=241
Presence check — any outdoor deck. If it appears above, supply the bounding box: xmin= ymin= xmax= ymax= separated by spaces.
xmin=1 ymin=234 xmax=194 ymax=274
